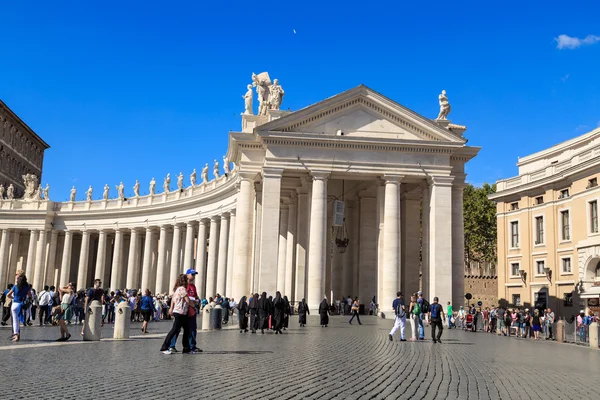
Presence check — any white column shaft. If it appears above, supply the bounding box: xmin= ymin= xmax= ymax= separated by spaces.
xmin=169 ymin=225 xmax=182 ymax=291
xmin=77 ymin=231 xmax=91 ymax=289
xmin=295 ymin=190 xmax=309 ymax=301
xmin=276 ymin=205 xmax=289 ymax=292
xmin=59 ymin=231 xmax=73 ymax=287
xmin=232 ymin=177 xmax=254 ymax=300
xmin=0 ymin=230 xmax=11 ymax=291
xmin=126 ymin=229 xmax=140 ymax=289
xmin=141 ymin=228 xmax=153 ymax=291
xmin=429 ymin=178 xmax=453 ymax=303
xmin=25 ymin=230 xmax=38 ymax=280
xmin=206 ymin=216 xmax=220 ymax=297
xmin=183 ymin=222 xmax=195 ymax=270
xmin=155 ymin=226 xmax=168 ymax=294
xmin=284 ymin=200 xmax=296 ymax=298
xmin=196 ymin=220 xmax=209 ymax=298
xmin=216 ymin=214 xmax=230 ymax=295
xmin=307 ymin=174 xmax=328 ymax=310
xmin=382 ymin=178 xmax=401 ymax=313
xmin=452 ymin=184 xmax=465 ymax=308
xmin=33 ymin=230 xmax=47 ymax=291
xmin=94 ymin=231 xmax=107 ymax=283
xmin=225 ymin=212 xmax=236 ymax=297
xmin=45 ymin=231 xmax=59 ymax=287
xmin=258 ymin=169 xmax=282 ymax=294
xmin=110 ymin=230 xmax=123 ymax=290
xmin=421 ymin=183 xmax=431 ymax=298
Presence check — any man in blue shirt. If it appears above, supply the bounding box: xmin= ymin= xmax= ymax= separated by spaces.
xmin=416 ymin=291 xmax=425 ymax=340
xmin=388 ymin=291 xmax=407 ymax=342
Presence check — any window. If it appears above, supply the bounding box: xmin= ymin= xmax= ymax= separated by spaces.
xmin=591 ymin=201 xmax=598 ymax=233
xmin=535 ymin=196 xmax=544 ymax=205
xmin=559 ymin=189 xmax=569 ymax=199
xmin=510 ymin=221 xmax=519 ymax=247
xmin=535 ymin=216 xmax=544 ymax=244
xmin=511 ymin=263 xmax=520 ymax=277
xmin=512 ymin=294 xmax=521 ymax=307
xmin=562 ymin=258 xmax=571 ymax=273
xmin=561 ymin=210 xmax=570 ymax=241
xmin=536 ymin=260 xmax=545 ymax=275
xmin=510 ymin=202 xmax=519 ymax=211
xmin=588 ymin=178 xmax=598 ymax=189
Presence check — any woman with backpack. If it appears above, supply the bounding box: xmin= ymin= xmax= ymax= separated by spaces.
xmin=55 ymin=282 xmax=75 ymax=341
xmin=6 ymin=270 xmax=31 ymax=342
xmin=409 ymin=295 xmax=419 ymax=340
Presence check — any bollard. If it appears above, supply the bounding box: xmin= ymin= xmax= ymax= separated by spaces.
xmin=589 ymin=322 xmax=599 ymax=349
xmin=113 ymin=302 xmax=131 ymax=339
xmin=210 ymin=305 xmax=223 ymax=330
xmin=202 ymin=304 xmax=212 ymax=331
xmin=556 ymin=319 xmax=565 ymax=343
xmin=83 ymin=300 xmax=102 ymax=341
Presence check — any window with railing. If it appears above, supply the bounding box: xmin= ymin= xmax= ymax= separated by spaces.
xmin=591 ymin=201 xmax=598 ymax=234
xmin=535 ymin=216 xmax=544 ymax=244
xmin=511 ymin=221 xmax=519 ymax=247
xmin=561 ymin=210 xmax=570 ymax=241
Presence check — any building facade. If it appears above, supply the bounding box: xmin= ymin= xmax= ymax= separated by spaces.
xmin=491 ymin=127 xmax=600 ymax=317
xmin=0 ymin=83 xmax=479 ymax=312
xmin=0 ymin=100 xmax=50 ymax=198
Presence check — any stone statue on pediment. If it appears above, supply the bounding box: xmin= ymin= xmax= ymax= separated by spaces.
xmin=437 ymin=90 xmax=451 ymax=120
xmin=213 ymin=160 xmax=220 ymax=179
xmin=190 ymin=169 xmax=197 ymax=187
xmin=149 ymin=178 xmax=156 ymax=195
xmin=201 ymin=164 xmax=209 ymax=184
xmin=243 ymin=84 xmax=253 ymax=115
xmin=164 ymin=173 xmax=171 ymax=193
xmin=269 ymin=79 xmax=284 ymax=110
xmin=103 ymin=184 xmax=109 ymax=200
xmin=34 ymin=184 xmax=42 ymax=200
xmin=177 ymin=172 xmax=184 ymax=190
xmin=116 ymin=182 xmax=125 ymax=199
xmin=7 ymin=184 xmax=14 ymax=200
xmin=86 ymin=185 xmax=93 ymax=201
xmin=223 ymin=156 xmax=230 ymax=175
xmin=70 ymin=186 xmax=77 ymax=202
xmin=0 ymin=184 xmax=4 ymax=199
xmin=43 ymin=184 xmax=50 ymax=200
xmin=133 ymin=180 xmax=140 ymax=197
xmin=252 ymin=72 xmax=271 ymax=116
xmin=21 ymin=173 xmax=39 ymax=200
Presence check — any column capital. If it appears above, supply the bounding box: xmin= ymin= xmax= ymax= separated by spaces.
xmin=238 ymin=171 xmax=258 ymax=181
xmin=186 ymin=221 xmax=196 ymax=228
xmin=382 ymin=174 xmax=404 ymax=184
xmin=210 ymin=215 xmax=221 ymax=222
xmin=310 ymin=170 xmax=330 ymax=181
xmin=262 ymin=167 xmax=284 ymax=178
xmin=428 ymin=175 xmax=454 ymax=187
xmin=220 ymin=212 xmax=230 ymax=220
xmin=198 ymin=218 xmax=209 ymax=226
xmin=228 ymin=209 xmax=236 ymax=217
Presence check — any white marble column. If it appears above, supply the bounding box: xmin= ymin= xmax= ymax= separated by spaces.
xmin=126 ymin=229 xmax=140 ymax=289
xmin=401 ymin=188 xmax=421 ymax=297
xmin=110 ymin=229 xmax=123 ymax=290
xmin=183 ymin=222 xmax=195 ymax=271
xmin=276 ymin=204 xmax=289 ymax=292
xmin=155 ymin=226 xmax=168 ymax=294
xmin=421 ymin=181 xmax=431 ymax=298
xmin=59 ymin=231 xmax=73 ymax=287
xmin=196 ymin=219 xmax=209 ymax=298
xmin=0 ymin=229 xmax=11 ymax=290
xmin=259 ymin=168 xmax=283 ymax=294
xmin=307 ymin=172 xmax=328 ymax=310
xmin=225 ymin=211 xmax=236 ymax=297
xmin=382 ymin=175 xmax=402 ymax=314
xmin=149 ymin=231 xmax=159 ymax=292
xmin=376 ymin=182 xmax=385 ymax=311
xmin=25 ymin=230 xmax=38 ymax=279
xmin=359 ymin=191 xmax=377 ymax=305
xmin=295 ymin=186 xmax=309 ymax=301
xmin=232 ymin=175 xmax=255 ymax=300
xmin=141 ymin=227 xmax=153 ymax=291
xmin=32 ymin=230 xmax=47 ymax=291
xmin=251 ymin=182 xmax=262 ymax=293
xmin=284 ymin=196 xmax=296 ymax=298
xmin=216 ymin=213 xmax=230 ymax=295
xmin=169 ymin=224 xmax=182 ymax=291
xmin=428 ymin=176 xmax=453 ymax=303
xmin=206 ymin=215 xmax=220 ymax=297
xmin=94 ymin=230 xmax=107 ymax=282
xmin=76 ymin=230 xmax=91 ymax=289
xmin=452 ymin=180 xmax=466 ymax=308
xmin=45 ymin=230 xmax=59 ymax=287
xmin=343 ymin=200 xmax=356 ymax=297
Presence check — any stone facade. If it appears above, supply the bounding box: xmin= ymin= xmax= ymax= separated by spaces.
xmin=0 ymin=100 xmax=50 ymax=198
xmin=464 ymin=261 xmax=498 ymax=308
xmin=0 ymin=84 xmax=479 ymax=313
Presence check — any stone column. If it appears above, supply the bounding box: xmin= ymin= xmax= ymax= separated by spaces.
xmin=94 ymin=230 xmax=107 ymax=283
xmin=169 ymin=224 xmax=182 ymax=291
xmin=259 ymin=168 xmax=283 ymax=294
xmin=251 ymin=182 xmax=262 ymax=293
xmin=205 ymin=215 xmax=220 ymax=297
xmin=225 ymin=210 xmax=236 ymax=297
xmin=0 ymin=229 xmax=11 ymax=290
xmin=232 ymin=174 xmax=255 ymax=300
xmin=195 ymin=219 xmax=209 ymax=298
xmin=295 ymin=186 xmax=309 ymax=301
xmin=285 ymin=196 xmax=297 ymax=298
xmin=452 ymin=179 xmax=466 ymax=308
xmin=307 ymin=172 xmax=328 ymax=310
xmin=359 ymin=191 xmax=377 ymax=306
xmin=149 ymin=231 xmax=159 ymax=292
xmin=216 ymin=213 xmax=230 ymax=295
xmin=126 ymin=229 xmax=140 ymax=290
xmin=110 ymin=229 xmax=123 ymax=290
xmin=25 ymin=230 xmax=38 ymax=280
xmin=7 ymin=231 xmax=21 ymax=280
xmin=376 ymin=182 xmax=385 ymax=311
xmin=381 ymin=175 xmax=402 ymax=314
xmin=140 ymin=227 xmax=154 ymax=291
xmin=155 ymin=226 xmax=168 ymax=294
xmin=45 ymin=230 xmax=59 ymax=287
xmin=276 ymin=204 xmax=289 ymax=292
xmin=183 ymin=222 xmax=195 ymax=270
xmin=421 ymin=181 xmax=431 ymax=298
xmin=59 ymin=231 xmax=73 ymax=287
xmin=77 ymin=230 xmax=91 ymax=290
xmin=428 ymin=176 xmax=454 ymax=303
xmin=342 ymin=201 xmax=354 ymax=296
xmin=32 ymin=230 xmax=47 ymax=291
xmin=401 ymin=187 xmax=421 ymax=297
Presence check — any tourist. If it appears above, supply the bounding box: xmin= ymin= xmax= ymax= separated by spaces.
xmin=496 ymin=306 xmax=506 ymax=335
xmin=576 ymin=310 xmax=586 ymax=342
xmin=134 ymin=293 xmax=142 ymax=322
xmin=346 ymin=296 xmax=353 ymax=317
xmin=388 ymin=291 xmax=406 ymax=341
xmin=482 ymin=307 xmax=490 ymax=333
xmin=531 ymin=309 xmax=542 ymax=340
xmin=544 ymin=308 xmax=554 ymax=340
xmin=140 ymin=289 xmax=154 ymax=334
xmin=74 ymin=290 xmax=85 ymax=324
xmin=29 ymin=288 xmax=38 ymax=323
xmin=258 ymin=292 xmax=269 ymax=334
xmin=37 ymin=285 xmax=51 ymax=326
xmin=81 ymin=279 xmax=104 ymax=336
xmin=282 ymin=295 xmax=290 ymax=330
xmin=446 ymin=301 xmax=453 ymax=329
xmin=222 ymin=297 xmax=230 ymax=324
xmin=408 ymin=295 xmax=419 ymax=341
xmin=416 ymin=291 xmax=426 ymax=338
xmin=318 ymin=296 xmax=330 ymax=328
xmin=273 ymin=291 xmax=285 ymax=333
xmin=169 ymin=269 xmax=201 ymax=353
xmin=349 ymin=297 xmax=362 ymax=325
xmin=458 ymin=306 xmax=466 ymax=330
xmin=489 ymin=306 xmax=497 ymax=333
xmin=429 ymin=296 xmax=445 ymax=344
xmin=7 ymin=270 xmax=31 ymax=342
xmin=104 ymin=291 xmax=115 ymax=324
xmin=160 ymin=274 xmax=192 ymax=355
xmin=504 ymin=309 xmax=512 ymax=337
xmin=55 ymin=282 xmax=75 ymax=341
xmin=48 ymin=286 xmax=57 ymax=324
xmin=298 ymin=298 xmax=309 ymax=327
xmin=249 ymin=293 xmax=259 ymax=333
xmin=1 ymin=283 xmax=13 ymax=326
xmin=237 ymin=296 xmax=249 ymax=333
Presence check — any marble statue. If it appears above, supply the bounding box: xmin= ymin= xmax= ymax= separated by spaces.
xmin=149 ymin=178 xmax=156 ymax=195
xmin=213 ymin=159 xmax=220 ymax=179
xmin=223 ymin=155 xmax=230 ymax=175
xmin=86 ymin=185 xmax=93 ymax=201
xmin=133 ymin=180 xmax=140 ymax=197
xmin=163 ymin=173 xmax=171 ymax=193
xmin=243 ymin=84 xmax=254 ymax=115
xmin=252 ymin=72 xmax=271 ymax=116
xmin=7 ymin=184 xmax=14 ymax=200
xmin=177 ymin=172 xmax=184 ymax=190
xmin=43 ymin=184 xmax=50 ymax=200
xmin=103 ymin=184 xmax=109 ymax=200
xmin=116 ymin=182 xmax=125 ymax=199
xmin=34 ymin=184 xmax=43 ymax=200
xmin=70 ymin=186 xmax=77 ymax=202
xmin=0 ymin=184 xmax=5 ymax=199
xmin=201 ymin=164 xmax=209 ymax=184
xmin=190 ymin=169 xmax=197 ymax=187
xmin=269 ymin=79 xmax=285 ymax=110
xmin=437 ymin=90 xmax=451 ymax=120
xmin=21 ymin=173 xmax=39 ymax=200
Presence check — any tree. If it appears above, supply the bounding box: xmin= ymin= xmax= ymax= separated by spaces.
xmin=463 ymin=183 xmax=497 ymax=266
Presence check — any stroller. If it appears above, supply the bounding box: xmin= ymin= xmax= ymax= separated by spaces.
xmin=465 ymin=314 xmax=474 ymax=331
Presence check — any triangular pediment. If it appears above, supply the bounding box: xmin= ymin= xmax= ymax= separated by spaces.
xmin=257 ymin=85 xmax=466 ymax=143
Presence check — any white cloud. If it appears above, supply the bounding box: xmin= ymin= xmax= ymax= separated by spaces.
xmin=555 ymin=34 xmax=600 ymax=49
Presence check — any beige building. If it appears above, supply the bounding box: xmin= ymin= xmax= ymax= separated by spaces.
xmin=491 ymin=127 xmax=600 ymax=317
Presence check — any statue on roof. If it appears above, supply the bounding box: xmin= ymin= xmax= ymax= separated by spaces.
xmin=243 ymin=84 xmax=253 ymax=115
xmin=269 ymin=79 xmax=285 ymax=110
xmin=213 ymin=159 xmax=220 ymax=179
xmin=133 ymin=180 xmax=140 ymax=197
xmin=437 ymin=90 xmax=451 ymax=120
xmin=70 ymin=186 xmax=77 ymax=202
xmin=43 ymin=184 xmax=50 ymax=200
xmin=149 ymin=178 xmax=156 ymax=195
xmin=7 ymin=184 xmax=14 ymax=200
xmin=252 ymin=72 xmax=271 ymax=116
xmin=86 ymin=186 xmax=93 ymax=201
xmin=163 ymin=173 xmax=171 ymax=193
xmin=190 ymin=169 xmax=197 ymax=187
xmin=201 ymin=163 xmax=209 ymax=184
xmin=103 ymin=184 xmax=109 ymax=200
xmin=21 ymin=173 xmax=39 ymax=200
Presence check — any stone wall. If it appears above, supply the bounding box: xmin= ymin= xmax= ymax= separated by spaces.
xmin=464 ymin=275 xmax=498 ymax=308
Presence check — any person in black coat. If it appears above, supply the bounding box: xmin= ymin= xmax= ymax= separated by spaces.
xmin=272 ymin=291 xmax=285 ymax=334
xmin=283 ymin=295 xmax=290 ymax=330
xmin=258 ymin=292 xmax=270 ymax=334
xmin=237 ymin=296 xmax=248 ymax=333
xmin=248 ymin=293 xmax=259 ymax=334
xmin=319 ymin=297 xmax=330 ymax=327
xmin=222 ymin=297 xmax=230 ymax=324
xmin=298 ymin=298 xmax=310 ymax=327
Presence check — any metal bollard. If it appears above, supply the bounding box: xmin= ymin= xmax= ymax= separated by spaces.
xmin=113 ymin=302 xmax=131 ymax=339
xmin=589 ymin=322 xmax=599 ymax=349
xmin=202 ymin=305 xmax=212 ymax=331
xmin=210 ymin=305 xmax=223 ymax=330
xmin=83 ymin=300 xmax=102 ymax=341
xmin=556 ymin=319 xmax=565 ymax=343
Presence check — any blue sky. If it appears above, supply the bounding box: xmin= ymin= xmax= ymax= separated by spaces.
xmin=1 ymin=1 xmax=599 ymax=199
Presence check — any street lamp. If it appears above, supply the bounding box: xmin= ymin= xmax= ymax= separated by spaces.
xmin=519 ymin=269 xmax=527 ymax=284
xmin=543 ymin=266 xmax=552 ymax=283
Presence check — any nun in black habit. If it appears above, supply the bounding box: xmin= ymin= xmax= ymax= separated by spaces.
xmin=298 ymin=298 xmax=310 ymax=327
xmin=272 ymin=291 xmax=285 ymax=334
xmin=237 ymin=296 xmax=249 ymax=333
xmin=249 ymin=293 xmax=259 ymax=333
xmin=258 ymin=292 xmax=270 ymax=334
xmin=319 ymin=297 xmax=330 ymax=327
xmin=283 ymin=295 xmax=290 ymax=330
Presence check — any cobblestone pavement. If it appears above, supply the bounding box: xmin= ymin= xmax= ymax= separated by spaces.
xmin=1 ymin=314 xmax=599 ymax=400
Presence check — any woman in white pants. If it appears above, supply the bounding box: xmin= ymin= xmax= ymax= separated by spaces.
xmin=408 ymin=295 xmax=419 ymax=341
xmin=6 ymin=270 xmax=31 ymax=342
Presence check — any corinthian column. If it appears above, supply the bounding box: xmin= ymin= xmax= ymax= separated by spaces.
xmin=126 ymin=229 xmax=140 ymax=289
xmin=94 ymin=230 xmax=107 ymax=283
xmin=25 ymin=230 xmax=38 ymax=280
xmin=59 ymin=231 xmax=73 ymax=287
xmin=183 ymin=222 xmax=195 ymax=270
xmin=169 ymin=224 xmax=182 ymax=291
xmin=381 ymin=175 xmax=402 ymax=314
xmin=307 ymin=172 xmax=328 ymax=310
xmin=232 ymin=174 xmax=255 ymax=300
xmin=76 ymin=230 xmax=91 ymax=289
xmin=276 ymin=204 xmax=289 ymax=292
xmin=0 ymin=229 xmax=10 ymax=290
xmin=155 ymin=226 xmax=168 ymax=294
xmin=141 ymin=227 xmax=154 ymax=291
xmin=110 ymin=229 xmax=123 ymax=290
xmin=225 ymin=210 xmax=236 ymax=297
xmin=216 ymin=213 xmax=230 ymax=296
xmin=205 ymin=215 xmax=220 ymax=297
xmin=195 ymin=219 xmax=208 ymax=298
xmin=32 ymin=230 xmax=47 ymax=291
xmin=259 ymin=168 xmax=283 ymax=294
xmin=452 ymin=177 xmax=466 ymax=308
xmin=45 ymin=230 xmax=59 ymax=287
xmin=285 ymin=196 xmax=296 ymax=298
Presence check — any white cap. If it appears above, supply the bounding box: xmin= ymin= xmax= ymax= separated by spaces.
xmin=417 ymin=291 xmax=423 ymax=295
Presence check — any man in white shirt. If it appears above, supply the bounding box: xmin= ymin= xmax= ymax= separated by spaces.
xmin=38 ymin=285 xmax=51 ymax=326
